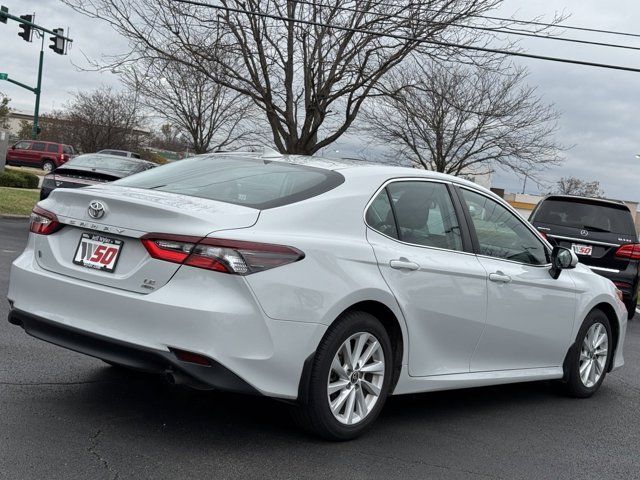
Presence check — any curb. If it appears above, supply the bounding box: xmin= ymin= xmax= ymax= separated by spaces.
xmin=0 ymin=214 xmax=30 ymax=219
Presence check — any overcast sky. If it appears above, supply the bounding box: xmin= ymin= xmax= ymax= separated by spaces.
xmin=1 ymin=0 xmax=639 ymax=201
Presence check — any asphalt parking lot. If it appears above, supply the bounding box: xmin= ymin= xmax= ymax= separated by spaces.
xmin=1 ymin=217 xmax=640 ymax=480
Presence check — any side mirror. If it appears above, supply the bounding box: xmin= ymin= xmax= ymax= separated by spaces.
xmin=11 ymin=145 xmax=15 ymax=150
xmin=549 ymin=246 xmax=578 ymax=279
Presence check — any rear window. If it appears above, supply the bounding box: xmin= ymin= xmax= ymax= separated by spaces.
xmin=114 ymin=155 xmax=345 ymax=209
xmin=66 ymin=154 xmax=143 ymax=175
xmin=533 ymin=198 xmax=636 ymax=235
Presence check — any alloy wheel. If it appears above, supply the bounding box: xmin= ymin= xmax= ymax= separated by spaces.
xmin=327 ymin=332 xmax=385 ymax=425
xmin=579 ymin=322 xmax=609 ymax=388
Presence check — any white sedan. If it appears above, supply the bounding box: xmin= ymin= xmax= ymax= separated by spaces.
xmin=8 ymin=152 xmax=627 ymax=440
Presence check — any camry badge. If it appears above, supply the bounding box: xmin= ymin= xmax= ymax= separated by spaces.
xmin=580 ymin=229 xmax=589 ymax=237
xmin=88 ymin=200 xmax=106 ymax=219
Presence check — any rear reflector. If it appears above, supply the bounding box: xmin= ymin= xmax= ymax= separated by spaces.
xmin=170 ymin=348 xmax=211 ymax=367
xmin=141 ymin=234 xmax=304 ymax=275
xmin=615 ymin=243 xmax=640 ymax=260
xmin=29 ymin=206 xmax=63 ymax=235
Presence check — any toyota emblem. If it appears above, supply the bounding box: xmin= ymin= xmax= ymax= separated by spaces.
xmin=88 ymin=200 xmax=106 ymax=219
xmin=580 ymin=229 xmax=589 ymax=237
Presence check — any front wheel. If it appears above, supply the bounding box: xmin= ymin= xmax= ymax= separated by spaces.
xmin=562 ymin=309 xmax=613 ymax=398
xmin=625 ymin=295 xmax=637 ymax=320
xmin=293 ymin=311 xmax=393 ymax=441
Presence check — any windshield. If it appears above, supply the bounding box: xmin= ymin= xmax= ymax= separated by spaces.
xmin=65 ymin=154 xmax=142 ymax=175
xmin=114 ymin=155 xmax=345 ymax=209
xmin=533 ymin=198 xmax=636 ymax=236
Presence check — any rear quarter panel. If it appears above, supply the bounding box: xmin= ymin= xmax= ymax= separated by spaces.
xmin=219 ymin=180 xmax=410 ymax=364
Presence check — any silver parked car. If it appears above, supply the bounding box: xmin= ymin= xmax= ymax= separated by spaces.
xmin=8 ymin=152 xmax=627 ymax=440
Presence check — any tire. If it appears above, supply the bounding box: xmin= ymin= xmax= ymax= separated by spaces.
xmin=42 ymin=160 xmax=55 ymax=173
xmin=293 ymin=310 xmax=393 ymax=441
xmin=625 ymin=295 xmax=637 ymax=320
xmin=562 ymin=309 xmax=613 ymax=398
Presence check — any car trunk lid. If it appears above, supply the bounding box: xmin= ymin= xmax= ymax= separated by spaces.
xmin=34 ymin=185 xmax=260 ymax=293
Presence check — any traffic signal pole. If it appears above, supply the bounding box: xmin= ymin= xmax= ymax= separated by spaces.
xmin=32 ymin=38 xmax=44 ymax=139
xmin=0 ymin=6 xmax=72 ymax=139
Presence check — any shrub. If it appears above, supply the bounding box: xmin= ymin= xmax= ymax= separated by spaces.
xmin=0 ymin=170 xmax=40 ymax=189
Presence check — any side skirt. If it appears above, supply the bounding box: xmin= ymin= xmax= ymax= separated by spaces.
xmin=392 ymin=366 xmax=564 ymax=395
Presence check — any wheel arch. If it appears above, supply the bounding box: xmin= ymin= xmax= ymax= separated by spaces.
xmin=342 ymin=300 xmax=404 ymax=394
xmin=591 ymin=302 xmax=620 ymax=373
xmin=297 ymin=299 xmax=407 ymax=404
xmin=563 ymin=302 xmax=620 ymax=378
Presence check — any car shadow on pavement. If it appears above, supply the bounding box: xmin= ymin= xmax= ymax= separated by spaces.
xmin=68 ymin=362 xmax=565 ymax=443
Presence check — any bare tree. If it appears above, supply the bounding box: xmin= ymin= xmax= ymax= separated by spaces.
xmin=62 ymin=0 xmax=507 ymax=154
xmin=39 ymin=86 xmax=146 ymax=153
xmin=120 ymin=56 xmax=257 ymax=154
xmin=0 ymin=93 xmax=9 ymax=129
xmin=361 ymin=57 xmax=563 ymax=177
xmin=149 ymin=123 xmax=189 ymax=152
xmin=553 ymin=177 xmax=604 ymax=198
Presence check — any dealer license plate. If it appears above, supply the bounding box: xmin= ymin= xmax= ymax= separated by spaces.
xmin=572 ymin=243 xmax=593 ymax=256
xmin=73 ymin=233 xmax=123 ymax=273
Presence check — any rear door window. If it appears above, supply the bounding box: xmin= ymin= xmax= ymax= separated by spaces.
xmin=533 ymin=198 xmax=636 ymax=236
xmin=385 ymin=181 xmax=463 ymax=251
xmin=115 ymin=155 xmax=345 ymax=209
xmin=366 ymin=190 xmax=398 ymax=239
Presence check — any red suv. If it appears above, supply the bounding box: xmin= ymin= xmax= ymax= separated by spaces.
xmin=5 ymin=140 xmax=75 ymax=172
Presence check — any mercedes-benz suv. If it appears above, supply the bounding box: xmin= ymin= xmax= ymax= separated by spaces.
xmin=530 ymin=195 xmax=639 ymax=318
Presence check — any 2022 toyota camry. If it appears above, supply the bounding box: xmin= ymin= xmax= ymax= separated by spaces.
xmin=7 ymin=152 xmax=627 ymax=440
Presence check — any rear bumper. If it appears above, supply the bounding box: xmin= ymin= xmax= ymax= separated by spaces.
xmin=8 ymin=239 xmax=326 ymax=399
xmin=9 ymin=309 xmax=259 ymax=394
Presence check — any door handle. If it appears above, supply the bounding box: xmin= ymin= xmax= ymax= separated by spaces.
xmin=489 ymin=271 xmax=511 ymax=283
xmin=389 ymin=259 xmax=420 ymax=271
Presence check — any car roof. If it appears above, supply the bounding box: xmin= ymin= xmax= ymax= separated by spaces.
xmin=206 ymin=151 xmax=494 ymax=196
xmin=18 ymin=139 xmax=60 ymax=145
xmin=540 ymin=194 xmax=629 ymax=209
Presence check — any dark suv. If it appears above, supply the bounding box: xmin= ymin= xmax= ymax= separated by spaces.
xmin=5 ymin=140 xmax=75 ymax=172
xmin=530 ymin=195 xmax=639 ymax=318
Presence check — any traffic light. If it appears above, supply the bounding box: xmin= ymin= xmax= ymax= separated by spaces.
xmin=17 ymin=14 xmax=32 ymax=42
xmin=0 ymin=6 xmax=8 ymax=24
xmin=49 ymin=28 xmax=65 ymax=55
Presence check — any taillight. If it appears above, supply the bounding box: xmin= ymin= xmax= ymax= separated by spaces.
xmin=141 ymin=235 xmax=304 ymax=275
xmin=615 ymin=243 xmax=640 ymax=260
xmin=29 ymin=206 xmax=63 ymax=235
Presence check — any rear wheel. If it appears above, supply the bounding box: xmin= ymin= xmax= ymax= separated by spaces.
xmin=563 ymin=309 xmax=612 ymax=398
xmin=42 ymin=160 xmax=55 ymax=172
xmin=293 ymin=311 xmax=393 ymax=441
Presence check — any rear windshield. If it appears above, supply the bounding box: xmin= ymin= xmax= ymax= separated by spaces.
xmin=114 ymin=155 xmax=345 ymax=209
xmin=533 ymin=198 xmax=636 ymax=235
xmin=66 ymin=154 xmax=142 ymax=175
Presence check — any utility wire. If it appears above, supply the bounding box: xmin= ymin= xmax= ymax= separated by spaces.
xmin=290 ymin=0 xmax=640 ymax=53
xmin=330 ymin=0 xmax=640 ymax=40
xmin=171 ymin=0 xmax=640 ymax=74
